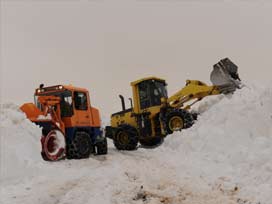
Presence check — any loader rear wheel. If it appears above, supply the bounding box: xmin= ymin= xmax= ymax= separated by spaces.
xmin=166 ymin=110 xmax=194 ymax=134
xmin=67 ymin=131 xmax=92 ymax=159
xmin=139 ymin=137 xmax=164 ymax=148
xmin=113 ymin=125 xmax=138 ymax=150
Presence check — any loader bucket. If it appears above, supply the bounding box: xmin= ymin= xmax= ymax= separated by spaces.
xmin=210 ymin=58 xmax=241 ymax=94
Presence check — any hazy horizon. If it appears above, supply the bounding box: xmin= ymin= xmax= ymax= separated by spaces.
xmin=1 ymin=0 xmax=272 ymax=117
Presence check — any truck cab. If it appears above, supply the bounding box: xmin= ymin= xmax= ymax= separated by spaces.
xmin=21 ymin=84 xmax=107 ymax=161
xmin=34 ymin=85 xmax=101 ymax=129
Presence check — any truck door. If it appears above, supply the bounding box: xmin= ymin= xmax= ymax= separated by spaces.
xmin=73 ymin=91 xmax=90 ymax=127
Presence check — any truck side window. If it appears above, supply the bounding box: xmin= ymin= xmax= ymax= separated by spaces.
xmin=60 ymin=94 xmax=73 ymax=117
xmin=74 ymin=92 xmax=88 ymax=110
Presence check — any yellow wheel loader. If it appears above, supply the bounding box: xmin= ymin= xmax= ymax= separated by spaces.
xmin=105 ymin=58 xmax=241 ymax=150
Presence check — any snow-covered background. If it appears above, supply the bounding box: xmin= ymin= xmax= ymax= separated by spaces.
xmin=1 ymin=82 xmax=271 ymax=204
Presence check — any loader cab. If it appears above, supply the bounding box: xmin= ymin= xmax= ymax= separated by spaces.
xmin=131 ymin=77 xmax=167 ymax=113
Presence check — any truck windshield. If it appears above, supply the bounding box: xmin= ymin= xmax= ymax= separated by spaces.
xmin=34 ymin=90 xmax=73 ymax=117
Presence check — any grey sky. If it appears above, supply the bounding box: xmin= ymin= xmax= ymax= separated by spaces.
xmin=1 ymin=0 xmax=272 ymax=117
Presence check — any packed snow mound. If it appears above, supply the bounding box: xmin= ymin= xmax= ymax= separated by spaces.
xmin=0 ymin=103 xmax=44 ymax=182
xmin=162 ymin=83 xmax=272 ymax=203
xmin=1 ymin=83 xmax=271 ymax=204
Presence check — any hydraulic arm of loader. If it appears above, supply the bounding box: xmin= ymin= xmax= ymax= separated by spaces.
xmin=167 ymin=58 xmax=241 ymax=110
xmin=167 ymin=80 xmax=221 ymax=110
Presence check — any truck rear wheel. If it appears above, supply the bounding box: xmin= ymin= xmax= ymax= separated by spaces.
xmin=96 ymin=137 xmax=108 ymax=155
xmin=67 ymin=131 xmax=92 ymax=159
xmin=113 ymin=125 xmax=138 ymax=150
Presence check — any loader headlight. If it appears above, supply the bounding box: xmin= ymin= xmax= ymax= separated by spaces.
xmin=58 ymin=85 xmax=63 ymax=90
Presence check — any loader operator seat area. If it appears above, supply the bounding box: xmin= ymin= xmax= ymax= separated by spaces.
xmin=138 ymin=80 xmax=168 ymax=109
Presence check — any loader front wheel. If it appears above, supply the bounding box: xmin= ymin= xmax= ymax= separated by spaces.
xmin=166 ymin=113 xmax=184 ymax=134
xmin=165 ymin=110 xmax=194 ymax=134
xmin=113 ymin=125 xmax=138 ymax=150
xmin=181 ymin=110 xmax=195 ymax=129
xmin=166 ymin=110 xmax=194 ymax=134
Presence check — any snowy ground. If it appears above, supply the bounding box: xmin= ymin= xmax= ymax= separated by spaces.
xmin=1 ymin=83 xmax=272 ymax=204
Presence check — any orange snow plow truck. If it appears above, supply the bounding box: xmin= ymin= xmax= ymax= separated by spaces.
xmin=20 ymin=84 xmax=107 ymax=161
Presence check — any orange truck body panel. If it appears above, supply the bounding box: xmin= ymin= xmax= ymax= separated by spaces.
xmin=22 ymin=84 xmax=101 ymax=130
xmin=20 ymin=84 xmax=106 ymax=161
xmin=20 ymin=103 xmax=43 ymax=121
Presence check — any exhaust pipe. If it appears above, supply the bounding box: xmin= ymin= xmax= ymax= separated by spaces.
xmin=119 ymin=95 xmax=126 ymax=111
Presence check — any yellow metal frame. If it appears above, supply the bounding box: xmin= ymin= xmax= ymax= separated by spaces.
xmin=167 ymin=80 xmax=220 ymax=110
xmin=111 ymin=76 xmax=223 ymax=138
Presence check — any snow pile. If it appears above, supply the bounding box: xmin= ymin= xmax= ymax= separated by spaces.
xmin=0 ymin=83 xmax=271 ymax=204
xmin=162 ymin=83 xmax=272 ymax=203
xmin=0 ymin=103 xmax=44 ymax=182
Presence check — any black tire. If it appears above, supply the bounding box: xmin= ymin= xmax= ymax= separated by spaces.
xmin=41 ymin=152 xmax=49 ymax=161
xmin=165 ymin=109 xmax=194 ymax=134
xmin=191 ymin=112 xmax=198 ymax=120
xmin=42 ymin=128 xmax=50 ymax=137
xmin=67 ymin=131 xmax=92 ymax=159
xmin=139 ymin=137 xmax=164 ymax=148
xmin=180 ymin=110 xmax=194 ymax=129
xmin=113 ymin=125 xmax=138 ymax=150
xmin=66 ymin=144 xmax=74 ymax=160
xmin=96 ymin=137 xmax=108 ymax=155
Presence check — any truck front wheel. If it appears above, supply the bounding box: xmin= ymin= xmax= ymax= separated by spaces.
xmin=67 ymin=131 xmax=92 ymax=159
